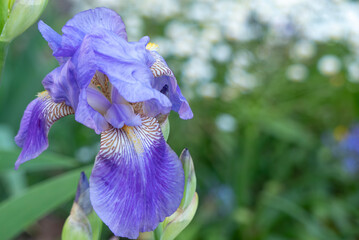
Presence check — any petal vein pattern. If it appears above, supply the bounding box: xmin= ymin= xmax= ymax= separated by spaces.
xmin=40 ymin=92 xmax=74 ymax=125
xmin=151 ymin=59 xmax=173 ymax=77
xmin=15 ymin=91 xmax=74 ymax=168
xmin=147 ymin=50 xmax=193 ymax=120
xmin=90 ymin=117 xmax=184 ymax=239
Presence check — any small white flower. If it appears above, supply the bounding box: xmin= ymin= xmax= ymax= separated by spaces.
xmin=197 ymin=83 xmax=219 ymax=98
xmin=291 ymin=40 xmax=316 ymax=60
xmin=211 ymin=43 xmax=232 ymax=63
xmin=216 ymin=114 xmax=237 ymax=133
xmin=182 ymin=57 xmax=215 ymax=85
xmin=233 ymin=50 xmax=254 ymax=68
xmin=347 ymin=62 xmax=359 ymax=83
xmin=318 ymin=55 xmax=342 ymax=76
xmin=201 ymin=25 xmax=222 ymax=43
xmin=226 ymin=68 xmax=258 ymax=90
xmin=286 ymin=64 xmax=308 ymax=82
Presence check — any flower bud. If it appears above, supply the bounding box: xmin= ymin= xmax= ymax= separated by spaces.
xmin=154 ymin=149 xmax=198 ymax=240
xmin=179 ymin=148 xmax=196 ymax=209
xmin=159 ymin=193 xmax=198 ymax=240
xmin=62 ymin=172 xmax=102 ymax=240
xmin=0 ymin=0 xmax=48 ymax=42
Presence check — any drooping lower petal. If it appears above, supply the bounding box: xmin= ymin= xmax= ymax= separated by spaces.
xmin=89 ymin=117 xmax=184 ymax=239
xmin=147 ymin=51 xmax=193 ymax=119
xmin=14 ymin=91 xmax=74 ymax=169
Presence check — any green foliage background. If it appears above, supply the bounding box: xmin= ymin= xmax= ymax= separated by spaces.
xmin=1 ymin=1 xmax=359 ymax=240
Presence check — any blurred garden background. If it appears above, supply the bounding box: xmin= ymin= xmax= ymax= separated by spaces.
xmin=1 ymin=0 xmax=359 ymax=239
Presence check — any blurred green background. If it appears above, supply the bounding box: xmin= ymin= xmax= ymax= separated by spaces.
xmin=1 ymin=0 xmax=359 ymax=239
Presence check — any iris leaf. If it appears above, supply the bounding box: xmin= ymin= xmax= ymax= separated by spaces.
xmin=0 ymin=149 xmax=79 ymax=171
xmin=0 ymin=165 xmax=93 ymax=240
xmin=264 ymin=195 xmax=338 ymax=240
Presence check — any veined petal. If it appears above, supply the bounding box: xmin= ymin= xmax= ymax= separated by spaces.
xmin=58 ymin=7 xmax=127 ymax=57
xmin=14 ymin=91 xmax=74 ymax=169
xmin=90 ymin=117 xmax=184 ymax=239
xmin=147 ymin=51 xmax=193 ymax=119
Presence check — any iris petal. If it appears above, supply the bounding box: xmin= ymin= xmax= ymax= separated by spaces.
xmin=42 ymin=59 xmax=80 ymax=108
xmin=75 ymin=90 xmax=109 ymax=134
xmin=147 ymin=51 xmax=193 ymax=119
xmin=104 ymin=103 xmax=141 ymax=129
xmin=57 ymin=7 xmax=127 ymax=57
xmin=86 ymin=87 xmax=111 ymax=115
xmin=89 ymin=117 xmax=184 ymax=239
xmin=38 ymin=20 xmax=66 ymax=64
xmin=14 ymin=92 xmax=74 ymax=169
xmin=74 ymin=31 xmax=172 ymax=110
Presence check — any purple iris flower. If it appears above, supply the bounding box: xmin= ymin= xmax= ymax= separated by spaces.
xmin=14 ymin=8 xmax=193 ymax=239
xmin=339 ymin=126 xmax=359 ymax=173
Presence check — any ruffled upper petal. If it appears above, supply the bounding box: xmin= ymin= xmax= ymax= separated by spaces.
xmin=90 ymin=117 xmax=184 ymax=239
xmin=56 ymin=7 xmax=127 ymax=57
xmin=147 ymin=51 xmax=193 ymax=119
xmin=74 ymin=31 xmax=172 ymax=111
xmin=38 ymin=20 xmax=67 ymax=64
xmin=38 ymin=8 xmax=192 ymax=134
xmin=14 ymin=92 xmax=74 ymax=169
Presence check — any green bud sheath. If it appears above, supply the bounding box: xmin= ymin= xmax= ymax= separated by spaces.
xmin=179 ymin=149 xmax=197 ymax=209
xmin=62 ymin=172 xmax=102 ymax=240
xmin=160 ymin=193 xmax=198 ymax=240
xmin=0 ymin=0 xmax=48 ymax=42
xmin=154 ymin=149 xmax=198 ymax=240
xmin=62 ymin=203 xmax=92 ymax=240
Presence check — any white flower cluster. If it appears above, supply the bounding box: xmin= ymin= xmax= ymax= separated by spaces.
xmin=70 ymin=0 xmax=359 ymax=98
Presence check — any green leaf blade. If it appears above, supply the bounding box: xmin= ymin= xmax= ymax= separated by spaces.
xmin=0 ymin=149 xmax=79 ymax=172
xmin=0 ymin=165 xmax=92 ymax=240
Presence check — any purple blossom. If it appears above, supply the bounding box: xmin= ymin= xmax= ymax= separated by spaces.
xmin=14 ymin=8 xmax=193 ymax=239
xmin=339 ymin=126 xmax=359 ymax=173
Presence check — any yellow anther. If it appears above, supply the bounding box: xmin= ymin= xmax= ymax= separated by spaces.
xmin=37 ymin=90 xmax=49 ymax=99
xmin=146 ymin=42 xmax=159 ymax=51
